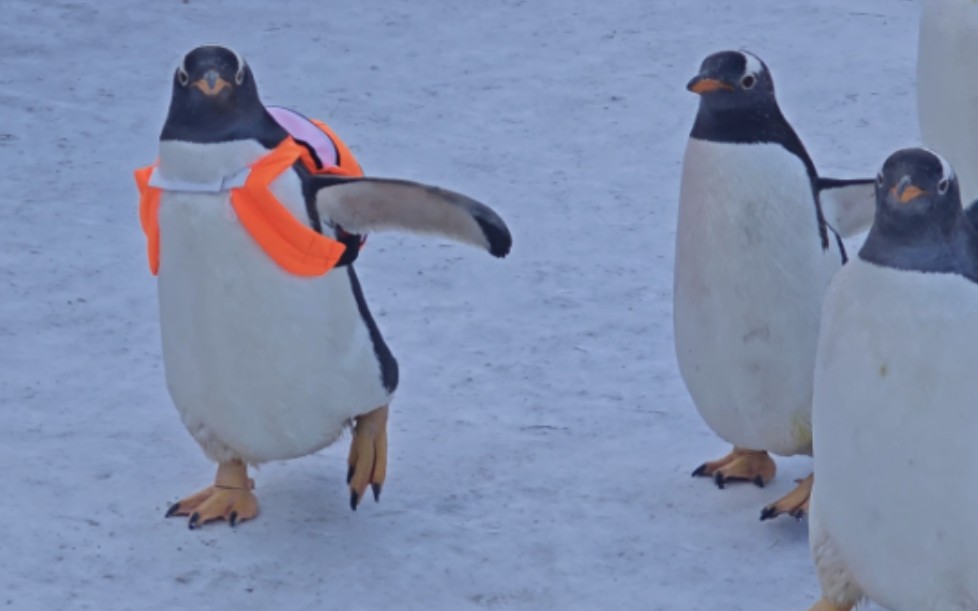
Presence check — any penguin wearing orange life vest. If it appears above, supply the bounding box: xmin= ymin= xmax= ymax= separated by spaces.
xmin=138 ymin=45 xmax=512 ymax=529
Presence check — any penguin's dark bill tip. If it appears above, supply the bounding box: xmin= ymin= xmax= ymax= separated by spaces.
xmin=687 ymin=76 xmax=733 ymax=94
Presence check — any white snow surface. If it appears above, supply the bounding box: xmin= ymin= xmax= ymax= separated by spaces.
xmin=0 ymin=1 xmax=919 ymax=609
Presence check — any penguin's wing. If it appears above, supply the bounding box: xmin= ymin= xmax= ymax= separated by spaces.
xmin=966 ymin=199 xmax=978 ymax=230
xmin=308 ymin=176 xmax=512 ymax=258
xmin=817 ymin=178 xmax=876 ymax=238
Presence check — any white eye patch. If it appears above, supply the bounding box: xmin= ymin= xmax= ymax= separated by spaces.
xmin=938 ymin=152 xmax=954 ymax=184
xmin=740 ymin=49 xmax=763 ymax=78
xmin=921 ymin=146 xmax=956 ymax=183
xmin=229 ymin=47 xmax=246 ymax=83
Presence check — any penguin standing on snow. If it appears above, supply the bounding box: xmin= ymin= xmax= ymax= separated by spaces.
xmin=674 ymin=50 xmax=875 ymax=520
xmin=808 ymin=148 xmax=978 ymax=611
xmin=137 ymin=45 xmax=512 ymax=528
xmin=918 ymin=0 xmax=978 ymax=214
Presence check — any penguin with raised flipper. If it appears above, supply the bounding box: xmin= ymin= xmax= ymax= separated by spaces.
xmin=674 ymin=49 xmax=875 ymax=521
xmin=136 ymin=45 xmax=512 ymax=529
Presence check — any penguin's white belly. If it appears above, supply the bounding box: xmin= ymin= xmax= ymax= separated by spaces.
xmin=918 ymin=0 xmax=978 ymax=205
xmin=156 ymin=181 xmax=391 ymax=464
xmin=812 ymin=260 xmax=978 ymax=610
xmin=674 ymin=139 xmax=840 ymax=456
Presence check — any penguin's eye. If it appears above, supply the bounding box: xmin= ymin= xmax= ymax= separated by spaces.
xmin=177 ymin=68 xmax=189 ymax=86
xmin=235 ymin=67 xmax=245 ymax=86
xmin=741 ymin=74 xmax=756 ymax=89
xmin=938 ymin=178 xmax=949 ymax=194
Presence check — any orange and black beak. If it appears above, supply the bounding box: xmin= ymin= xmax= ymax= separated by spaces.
xmin=890 ymin=176 xmax=925 ymax=204
xmin=687 ymin=74 xmax=734 ymax=94
xmin=193 ymin=69 xmax=231 ymax=96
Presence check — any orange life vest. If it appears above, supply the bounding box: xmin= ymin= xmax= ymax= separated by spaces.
xmin=135 ymin=119 xmax=363 ymax=277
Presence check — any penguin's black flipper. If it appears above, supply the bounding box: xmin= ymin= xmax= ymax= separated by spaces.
xmin=965 ymin=198 xmax=978 ymax=230
xmin=817 ymin=177 xmax=876 ymax=238
xmin=305 ymin=176 xmax=512 ymax=258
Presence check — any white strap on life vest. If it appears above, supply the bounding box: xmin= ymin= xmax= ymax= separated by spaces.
xmin=147 ymin=166 xmax=251 ymax=194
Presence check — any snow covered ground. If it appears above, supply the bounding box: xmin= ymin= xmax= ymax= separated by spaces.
xmin=0 ymin=1 xmax=920 ymax=609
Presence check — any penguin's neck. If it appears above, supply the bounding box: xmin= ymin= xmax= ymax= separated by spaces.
xmin=157 ymin=139 xmax=272 ymax=184
xmin=157 ymin=103 xmax=290 ymax=183
xmin=860 ymin=214 xmax=978 ymax=283
xmin=690 ymin=103 xmax=815 ymax=179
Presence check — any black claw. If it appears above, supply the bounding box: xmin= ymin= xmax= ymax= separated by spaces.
xmin=346 ymin=464 xmax=355 ymax=485
xmin=753 ymin=475 xmax=765 ymax=488
xmin=188 ymin=512 xmax=201 ymax=530
xmin=759 ymin=506 xmax=777 ymax=521
xmin=165 ymin=502 xmax=181 ymax=518
xmin=350 ymin=490 xmax=359 ymax=511
xmin=791 ymin=509 xmax=807 ymax=521
xmin=372 ymin=483 xmax=382 ymax=503
xmin=229 ymin=511 xmax=238 ymax=528
xmin=691 ymin=464 xmax=707 ymax=477
xmin=714 ymin=472 xmax=725 ymax=489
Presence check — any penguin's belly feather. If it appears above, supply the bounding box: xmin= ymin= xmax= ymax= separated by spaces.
xmin=812 ymin=260 xmax=978 ymax=609
xmin=156 ymin=180 xmax=391 ymax=464
xmin=674 ymin=139 xmax=839 ymax=455
xmin=919 ymin=0 xmax=978 ymax=206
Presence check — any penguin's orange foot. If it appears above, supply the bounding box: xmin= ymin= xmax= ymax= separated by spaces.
xmin=760 ymin=472 xmax=813 ymax=521
xmin=165 ymin=460 xmax=258 ymax=529
xmin=347 ymin=405 xmax=389 ymax=511
xmin=691 ymin=447 xmax=776 ymax=489
xmin=808 ymin=598 xmax=853 ymax=611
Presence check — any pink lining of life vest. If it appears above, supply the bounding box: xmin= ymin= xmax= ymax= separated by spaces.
xmin=266 ymin=106 xmax=339 ymax=168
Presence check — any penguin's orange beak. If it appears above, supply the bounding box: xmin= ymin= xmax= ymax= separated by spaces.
xmin=194 ymin=69 xmax=231 ymax=96
xmin=687 ymin=75 xmax=734 ymax=94
xmin=890 ymin=177 xmax=925 ymax=204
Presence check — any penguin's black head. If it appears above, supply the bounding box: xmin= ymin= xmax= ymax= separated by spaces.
xmin=160 ymin=45 xmax=286 ymax=147
xmin=686 ymin=49 xmax=805 ymax=153
xmin=176 ymin=45 xmax=249 ymax=103
xmin=874 ymin=147 xmax=959 ymax=227
xmin=687 ymin=50 xmax=775 ymax=109
xmin=860 ymin=148 xmax=978 ymax=280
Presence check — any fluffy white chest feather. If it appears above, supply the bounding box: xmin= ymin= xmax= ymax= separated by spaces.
xmin=918 ymin=0 xmax=978 ymax=205
xmin=673 ymin=139 xmax=841 ymax=456
xmin=810 ymin=259 xmax=978 ymax=610
xmin=155 ymin=140 xmax=391 ymax=464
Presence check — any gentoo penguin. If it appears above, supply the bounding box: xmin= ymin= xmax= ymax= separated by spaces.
xmin=674 ymin=50 xmax=875 ymax=520
xmin=808 ymin=148 xmax=978 ymax=611
xmin=139 ymin=45 xmax=512 ymax=528
xmin=918 ymin=0 xmax=978 ymax=206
